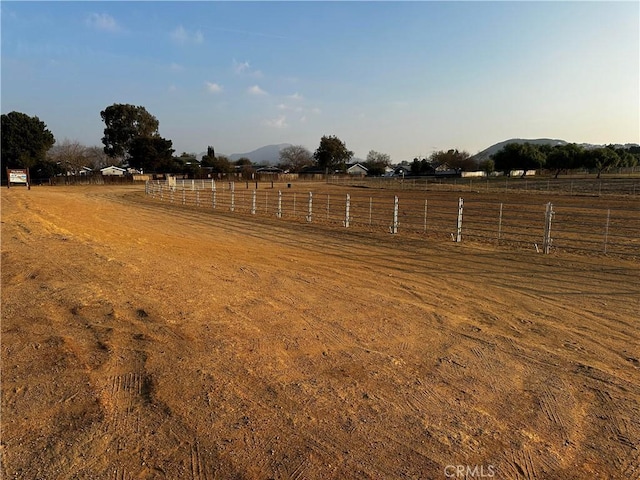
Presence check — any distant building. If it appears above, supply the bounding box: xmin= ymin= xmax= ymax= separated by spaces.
xmin=434 ymin=163 xmax=459 ymax=177
xmin=100 ymin=166 xmax=127 ymax=176
xmin=393 ymin=165 xmax=411 ymax=177
xmin=256 ymin=167 xmax=284 ymax=174
xmin=346 ymin=163 xmax=368 ymax=176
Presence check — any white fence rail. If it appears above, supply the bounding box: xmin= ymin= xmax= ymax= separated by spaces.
xmin=146 ymin=181 xmax=640 ymax=258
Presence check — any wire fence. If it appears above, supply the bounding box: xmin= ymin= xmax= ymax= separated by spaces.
xmin=329 ymin=175 xmax=640 ymax=196
xmin=146 ymin=180 xmax=640 ymax=259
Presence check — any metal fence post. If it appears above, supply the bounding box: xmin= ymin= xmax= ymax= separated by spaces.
xmin=497 ymin=202 xmax=503 ymax=245
xmin=390 ymin=196 xmax=399 ymax=234
xmin=327 ymin=194 xmax=330 ymax=220
xmin=369 ymin=197 xmax=373 ymax=226
xmin=423 ymin=199 xmax=428 ymax=234
xmin=251 ymin=190 xmax=256 ymax=214
xmin=543 ymin=202 xmax=554 ymax=254
xmin=277 ymin=190 xmax=282 ymax=218
xmin=212 ymin=181 xmax=216 ymax=209
xmin=603 ymin=209 xmax=610 ymax=254
xmin=456 ymin=197 xmax=464 ymax=242
xmin=306 ymin=192 xmax=313 ymax=222
xmin=344 ymin=194 xmax=351 ymax=228
xmin=230 ymin=182 xmax=235 ymax=212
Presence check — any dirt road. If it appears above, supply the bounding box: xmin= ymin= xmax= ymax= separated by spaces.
xmin=2 ymin=185 xmax=639 ymax=479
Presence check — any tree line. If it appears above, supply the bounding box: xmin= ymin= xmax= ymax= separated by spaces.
xmin=408 ymin=143 xmax=639 ymax=179
xmin=2 ymin=105 xmax=638 ymax=181
xmin=491 ymin=142 xmax=639 ymax=178
xmin=1 ymin=105 xmax=376 ymax=179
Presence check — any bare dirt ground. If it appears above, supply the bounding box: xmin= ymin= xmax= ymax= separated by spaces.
xmin=1 ymin=184 xmax=639 ymax=479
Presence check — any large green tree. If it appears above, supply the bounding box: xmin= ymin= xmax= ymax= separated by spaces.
xmin=410 ymin=158 xmax=434 ymax=176
xmin=1 ymin=111 xmax=55 ymax=168
xmin=200 ymin=146 xmax=217 ymax=168
xmin=313 ymin=135 xmax=353 ymax=172
xmin=584 ymin=147 xmax=620 ymax=179
xmin=128 ymin=135 xmax=175 ymax=172
xmin=545 ymin=143 xmax=584 ymax=178
xmin=492 ymin=142 xmax=545 ymax=176
xmin=204 ymin=155 xmax=232 ymax=174
xmin=365 ymin=150 xmax=391 ymax=176
xmin=100 ymin=104 xmax=159 ymax=160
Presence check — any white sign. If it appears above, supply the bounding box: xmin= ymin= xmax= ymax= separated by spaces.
xmin=9 ymin=170 xmax=28 ymax=184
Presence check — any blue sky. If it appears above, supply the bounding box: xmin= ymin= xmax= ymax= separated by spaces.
xmin=2 ymin=1 xmax=638 ymax=161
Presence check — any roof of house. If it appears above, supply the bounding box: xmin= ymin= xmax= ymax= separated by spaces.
xmin=100 ymin=166 xmax=126 ymax=172
xmin=346 ymin=163 xmax=368 ymax=171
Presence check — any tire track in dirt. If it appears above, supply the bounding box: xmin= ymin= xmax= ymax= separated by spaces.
xmin=591 ymin=387 xmax=640 ymax=475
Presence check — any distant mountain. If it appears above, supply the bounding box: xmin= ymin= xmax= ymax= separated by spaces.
xmin=471 ymin=138 xmax=567 ymax=162
xmin=228 ymin=143 xmax=292 ymax=165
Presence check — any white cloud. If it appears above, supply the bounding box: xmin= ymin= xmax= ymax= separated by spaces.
xmin=171 ymin=25 xmax=204 ymax=45
xmin=170 ymin=63 xmax=184 ymax=72
xmin=264 ymin=115 xmax=288 ymax=129
xmin=205 ymin=82 xmax=223 ymax=93
xmin=278 ymin=103 xmax=303 ymax=112
xmin=85 ymin=13 xmax=120 ymax=32
xmin=288 ymin=92 xmax=303 ymax=101
xmin=248 ymin=85 xmax=267 ymax=96
xmin=168 ymin=85 xmax=177 ymax=93
xmin=233 ymin=59 xmax=263 ymax=78
xmin=233 ymin=59 xmax=250 ymax=74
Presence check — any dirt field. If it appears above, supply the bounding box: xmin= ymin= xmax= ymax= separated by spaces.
xmin=1 ymin=184 xmax=639 ymax=479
